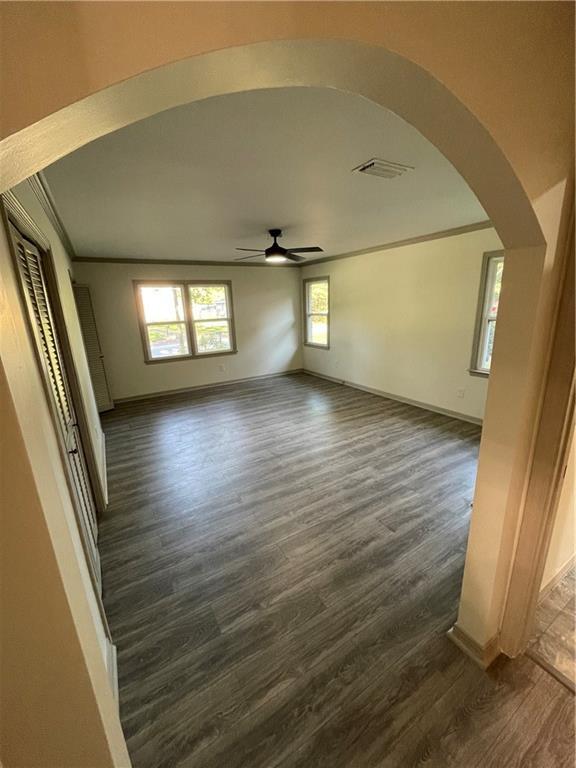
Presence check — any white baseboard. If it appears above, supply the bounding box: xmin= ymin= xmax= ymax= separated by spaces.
xmin=114 ymin=369 xmax=304 ymax=404
xmin=447 ymin=624 xmax=500 ymax=669
xmin=302 ymin=369 xmax=483 ymax=425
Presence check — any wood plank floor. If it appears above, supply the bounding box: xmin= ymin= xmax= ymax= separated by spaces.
xmin=99 ymin=373 xmax=575 ymax=768
xmin=528 ymin=567 xmax=575 ymax=691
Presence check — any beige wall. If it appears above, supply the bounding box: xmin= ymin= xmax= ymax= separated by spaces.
xmin=542 ymin=431 xmax=575 ymax=590
xmin=302 ymin=227 xmax=502 ymax=422
xmin=0 ymin=214 xmax=129 ymax=764
xmin=0 ymin=2 xmax=572 ymax=202
xmin=11 ymin=181 xmax=107 ymax=494
xmin=0 ymin=0 xmax=573 ymax=709
xmin=0 ymin=364 xmax=126 ymax=768
xmin=73 ymin=262 xmax=303 ymax=400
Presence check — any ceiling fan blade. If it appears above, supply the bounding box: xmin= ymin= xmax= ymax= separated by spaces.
xmin=235 ymin=253 xmax=264 ymax=261
xmin=286 ymin=253 xmax=306 ymax=263
xmin=286 ymin=246 xmax=324 ymax=253
xmin=236 ymin=248 xmax=265 ymax=252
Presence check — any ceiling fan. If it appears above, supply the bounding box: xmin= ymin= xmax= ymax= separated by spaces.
xmin=235 ymin=229 xmax=323 ymax=263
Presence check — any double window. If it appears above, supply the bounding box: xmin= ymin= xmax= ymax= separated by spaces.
xmin=136 ymin=281 xmax=236 ymax=362
xmin=471 ymin=252 xmax=504 ymax=375
xmin=304 ymin=277 xmax=330 ymax=348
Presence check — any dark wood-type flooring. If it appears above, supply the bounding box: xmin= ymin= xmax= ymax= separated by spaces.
xmin=528 ymin=567 xmax=575 ymax=692
xmin=99 ymin=373 xmax=575 ymax=768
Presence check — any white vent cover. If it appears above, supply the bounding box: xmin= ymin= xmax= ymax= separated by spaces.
xmin=353 ymin=158 xmax=414 ymax=179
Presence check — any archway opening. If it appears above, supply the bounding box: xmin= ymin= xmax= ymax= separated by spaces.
xmin=0 ymin=38 xmax=554 ymax=764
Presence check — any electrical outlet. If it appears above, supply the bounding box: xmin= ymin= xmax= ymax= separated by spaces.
xmin=218 ymin=364 xmax=226 ymax=373
xmin=456 ymin=388 xmax=465 ymax=399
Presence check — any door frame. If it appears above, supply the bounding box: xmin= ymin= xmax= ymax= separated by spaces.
xmin=1 ymin=189 xmax=119 ymax=702
xmin=499 ymin=202 xmax=575 ymax=656
xmin=1 ymin=191 xmax=114 ymax=635
xmin=1 ymin=192 xmax=107 ymax=515
xmin=72 ymin=280 xmax=114 ymax=413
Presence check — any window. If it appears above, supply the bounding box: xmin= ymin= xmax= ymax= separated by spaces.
xmin=471 ymin=252 xmax=504 ymax=375
xmin=304 ymin=277 xmax=330 ymax=348
xmin=138 ymin=284 xmax=190 ymax=360
xmin=189 ymin=284 xmax=233 ymax=354
xmin=136 ymin=281 xmax=236 ymax=362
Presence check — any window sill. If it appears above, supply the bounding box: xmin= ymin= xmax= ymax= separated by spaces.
xmin=304 ymin=342 xmax=330 ymax=350
xmin=468 ymin=368 xmax=490 ymax=378
xmin=144 ymin=349 xmax=237 ymax=364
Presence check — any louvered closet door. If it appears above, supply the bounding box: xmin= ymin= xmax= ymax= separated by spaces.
xmin=73 ymin=284 xmax=113 ymax=412
xmin=9 ymin=223 xmax=102 ymax=592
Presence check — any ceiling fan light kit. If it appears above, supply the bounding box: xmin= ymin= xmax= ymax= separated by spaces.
xmin=235 ymin=228 xmax=323 ymax=264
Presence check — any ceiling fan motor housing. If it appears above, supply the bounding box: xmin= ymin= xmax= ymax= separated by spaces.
xmin=266 ymin=229 xmax=287 ymax=256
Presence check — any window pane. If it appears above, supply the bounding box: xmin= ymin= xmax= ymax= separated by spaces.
xmin=147 ymin=323 xmax=189 ymax=358
xmin=480 ymin=319 xmax=496 ymax=370
xmin=194 ymin=320 xmax=231 ymax=353
xmin=189 ymin=285 xmax=229 ymax=320
xmin=308 ymin=315 xmax=328 ymax=346
xmin=307 ymin=281 xmax=328 ymax=314
xmin=488 ymin=259 xmax=504 ymax=317
xmin=140 ymin=285 xmax=184 ymax=323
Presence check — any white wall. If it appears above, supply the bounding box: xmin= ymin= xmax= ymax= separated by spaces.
xmin=542 ymin=431 xmax=575 ymax=590
xmin=12 ymin=182 xmax=107 ymax=491
xmin=73 ymin=262 xmax=303 ymax=400
xmin=302 ymin=227 xmax=503 ymax=422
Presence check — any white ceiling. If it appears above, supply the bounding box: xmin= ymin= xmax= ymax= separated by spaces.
xmin=44 ymin=87 xmax=488 ymax=263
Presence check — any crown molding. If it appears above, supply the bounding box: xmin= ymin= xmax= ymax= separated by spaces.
xmin=1 ymin=190 xmax=51 ymax=252
xmin=72 ymin=256 xmax=299 ymax=268
xmin=71 ymin=220 xmax=493 ymax=270
xmin=27 ymin=172 xmax=77 ymax=258
xmin=305 ymin=220 xmax=493 ymax=267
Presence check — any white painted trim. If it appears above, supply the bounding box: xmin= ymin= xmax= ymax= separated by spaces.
xmin=447 ymin=624 xmax=500 ymax=669
xmin=2 ymin=191 xmax=50 ymax=252
xmin=114 ymin=369 xmax=305 ymax=404
xmin=26 ymin=173 xmax=77 ymax=258
xmin=302 ymin=369 xmax=483 ymax=425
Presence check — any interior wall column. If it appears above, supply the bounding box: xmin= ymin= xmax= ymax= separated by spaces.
xmin=454 ymin=244 xmax=547 ymax=660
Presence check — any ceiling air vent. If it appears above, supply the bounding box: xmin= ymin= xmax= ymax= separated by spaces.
xmin=353 ymin=158 xmax=414 ymax=179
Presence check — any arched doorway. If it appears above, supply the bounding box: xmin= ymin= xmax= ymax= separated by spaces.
xmin=0 ymin=37 xmax=554 ymax=662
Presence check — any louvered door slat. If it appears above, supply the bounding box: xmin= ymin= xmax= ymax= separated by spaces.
xmin=19 ymin=240 xmax=72 ymax=430
xmin=69 ymin=429 xmax=99 ymax=544
xmin=9 ymin=223 xmax=101 ymax=593
xmin=28 ymin=255 xmax=74 ymax=428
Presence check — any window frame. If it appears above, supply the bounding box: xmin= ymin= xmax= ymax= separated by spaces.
xmin=303 ymin=276 xmax=330 ymax=349
xmin=470 ymin=251 xmax=504 ymax=377
xmin=134 ymin=279 xmax=237 ymax=364
xmin=188 ymin=281 xmax=237 ymax=357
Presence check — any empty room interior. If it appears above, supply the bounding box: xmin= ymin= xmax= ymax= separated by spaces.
xmin=0 ymin=4 xmax=574 ymax=767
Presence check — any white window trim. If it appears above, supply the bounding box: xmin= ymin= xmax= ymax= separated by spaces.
xmin=470 ymin=251 xmax=504 ymax=377
xmin=303 ymin=277 xmax=330 ymax=349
